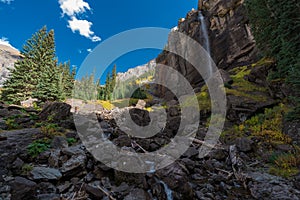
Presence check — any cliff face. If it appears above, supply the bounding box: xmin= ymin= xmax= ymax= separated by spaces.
xmin=156 ymin=0 xmax=257 ymax=92
xmin=0 ymin=44 xmax=21 ymax=87
xmin=207 ymin=0 xmax=257 ymax=68
xmin=117 ymin=59 xmax=156 ymax=82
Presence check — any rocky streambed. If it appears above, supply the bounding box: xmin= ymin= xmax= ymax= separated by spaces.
xmin=0 ymin=102 xmax=299 ymax=200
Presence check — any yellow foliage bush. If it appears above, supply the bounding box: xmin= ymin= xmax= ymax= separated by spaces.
xmin=245 ymin=104 xmax=292 ymax=144
xmin=222 ymin=105 xmax=292 ymax=145
xmin=181 ymin=85 xmax=211 ymax=112
xmin=97 ymin=100 xmax=115 ymax=110
xmin=269 ymin=147 xmax=300 ymax=178
xmin=227 ymin=65 xmax=268 ymax=101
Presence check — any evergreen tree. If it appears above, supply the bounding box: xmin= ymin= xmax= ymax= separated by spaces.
xmin=59 ymin=61 xmax=76 ymax=98
xmin=73 ymin=72 xmax=97 ymax=101
xmin=1 ymin=26 xmax=75 ymax=104
xmin=33 ymin=29 xmax=62 ymax=102
xmin=104 ymin=72 xmax=111 ymax=100
xmin=1 ymin=58 xmax=36 ymax=104
xmin=2 ymin=27 xmax=49 ymax=104
xmin=246 ymin=0 xmax=300 ymax=119
xmin=111 ymin=64 xmax=117 ymax=90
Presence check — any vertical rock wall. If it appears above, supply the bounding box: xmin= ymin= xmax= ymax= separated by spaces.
xmin=155 ymin=0 xmax=258 ymax=95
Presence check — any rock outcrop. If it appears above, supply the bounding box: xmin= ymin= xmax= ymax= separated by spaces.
xmin=117 ymin=59 xmax=156 ymax=82
xmin=0 ymin=44 xmax=21 ymax=87
xmin=156 ymin=0 xmax=257 ymax=92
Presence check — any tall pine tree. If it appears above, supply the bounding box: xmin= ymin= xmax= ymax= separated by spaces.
xmin=58 ymin=61 xmax=76 ymax=99
xmin=1 ymin=26 xmax=75 ymax=104
xmin=33 ymin=29 xmax=62 ymax=102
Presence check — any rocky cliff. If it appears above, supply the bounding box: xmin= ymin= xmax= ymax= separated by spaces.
xmin=0 ymin=44 xmax=21 ymax=87
xmin=156 ymin=0 xmax=257 ymax=92
xmin=117 ymin=59 xmax=156 ymax=82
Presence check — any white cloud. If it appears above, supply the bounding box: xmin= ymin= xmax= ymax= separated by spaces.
xmin=58 ymin=0 xmax=101 ymax=42
xmin=91 ymin=36 xmax=101 ymax=42
xmin=59 ymin=0 xmax=90 ymax=17
xmin=68 ymin=17 xmax=101 ymax=42
xmin=0 ymin=0 xmax=14 ymax=4
xmin=87 ymin=48 xmax=92 ymax=53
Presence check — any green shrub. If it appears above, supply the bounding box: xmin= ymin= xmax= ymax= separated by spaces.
xmin=67 ymin=137 xmax=77 ymax=146
xmin=21 ymin=164 xmax=34 ymax=175
xmin=5 ymin=118 xmax=19 ymax=130
xmin=27 ymin=139 xmax=51 ymax=158
xmin=40 ymin=123 xmax=62 ymax=138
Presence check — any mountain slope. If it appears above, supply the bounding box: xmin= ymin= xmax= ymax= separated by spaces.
xmin=116 ymin=59 xmax=156 ymax=82
xmin=0 ymin=44 xmax=21 ymax=87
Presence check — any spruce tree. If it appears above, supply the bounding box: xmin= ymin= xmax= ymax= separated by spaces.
xmin=2 ymin=27 xmax=49 ymax=104
xmin=1 ymin=26 xmax=75 ymax=104
xmin=58 ymin=61 xmax=76 ymax=99
xmin=111 ymin=64 xmax=117 ymax=90
xmin=104 ymin=72 xmax=111 ymax=100
xmin=33 ymin=29 xmax=62 ymax=102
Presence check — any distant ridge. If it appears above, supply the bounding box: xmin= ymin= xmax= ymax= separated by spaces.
xmin=117 ymin=59 xmax=156 ymax=82
xmin=0 ymin=44 xmax=21 ymax=87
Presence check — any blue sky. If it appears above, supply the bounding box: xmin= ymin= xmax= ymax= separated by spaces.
xmin=0 ymin=0 xmax=195 ymax=76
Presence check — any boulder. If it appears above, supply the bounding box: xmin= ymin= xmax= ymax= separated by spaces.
xmin=0 ymin=108 xmax=9 ymax=117
xmin=51 ymin=136 xmax=68 ymax=149
xmin=61 ymin=144 xmax=85 ymax=156
xmin=0 ymin=118 xmax=7 ymax=130
xmin=84 ymin=181 xmax=104 ymax=199
xmin=156 ymin=162 xmax=193 ymax=198
xmin=124 ymin=188 xmax=151 ymax=200
xmin=36 ymin=194 xmax=60 ymax=200
xmin=129 ymin=108 xmax=150 ymax=126
xmin=39 ymin=102 xmax=71 ymax=121
xmin=0 ymin=128 xmax=41 ymax=172
xmin=235 ymin=137 xmax=253 ymax=152
xmin=60 ymin=154 xmax=87 ymax=177
xmin=182 ymin=146 xmax=199 ymax=158
xmin=113 ymin=135 xmax=132 ymax=147
xmin=10 ymin=176 xmax=37 ymax=200
xmin=12 ymin=157 xmax=24 ymax=172
xmin=248 ymin=172 xmax=300 ymax=200
xmin=36 ymin=182 xmax=57 ymax=194
xmin=30 ymin=167 xmax=62 ymax=181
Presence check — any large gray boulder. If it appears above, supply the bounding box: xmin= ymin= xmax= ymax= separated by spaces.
xmin=39 ymin=102 xmax=71 ymax=121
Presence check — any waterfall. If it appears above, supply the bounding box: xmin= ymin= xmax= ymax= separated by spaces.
xmin=198 ymin=11 xmax=212 ymax=78
xmin=153 ymin=177 xmax=173 ymax=200
xmin=159 ymin=180 xmax=173 ymax=200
